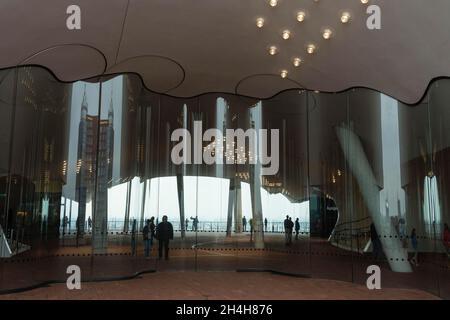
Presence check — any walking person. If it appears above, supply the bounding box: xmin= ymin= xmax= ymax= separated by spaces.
xmin=295 ymin=218 xmax=300 ymax=240
xmin=88 ymin=216 xmax=92 ymax=231
xmin=410 ymin=228 xmax=419 ymax=266
xmin=185 ymin=218 xmax=189 ymax=231
xmin=242 ymin=216 xmax=247 ymax=232
xmin=155 ymin=215 xmax=174 ymax=260
xmin=264 ymin=218 xmax=268 ymax=232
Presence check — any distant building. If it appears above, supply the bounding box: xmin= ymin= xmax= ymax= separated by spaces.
xmin=76 ymin=87 xmax=114 ymax=253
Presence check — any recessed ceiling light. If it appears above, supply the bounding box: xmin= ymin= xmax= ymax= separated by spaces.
xmin=341 ymin=12 xmax=351 ymax=23
xmin=322 ymin=28 xmax=332 ymax=39
xmin=269 ymin=46 xmax=278 ymax=55
xmin=282 ymin=30 xmax=291 ymax=40
xmin=293 ymin=57 xmax=302 ymax=67
xmin=361 ymin=0 xmax=369 ymax=4
xmin=297 ymin=11 xmax=306 ymax=22
xmin=269 ymin=0 xmax=278 ymax=7
xmin=307 ymin=44 xmax=316 ymax=54
xmin=256 ymin=18 xmax=265 ymax=28
xmin=281 ymin=70 xmax=288 ymax=78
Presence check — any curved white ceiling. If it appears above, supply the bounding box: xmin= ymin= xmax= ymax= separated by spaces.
xmin=1 ymin=0 xmax=449 ymax=103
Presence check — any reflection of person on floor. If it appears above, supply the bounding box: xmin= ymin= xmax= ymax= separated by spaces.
xmin=264 ymin=218 xmax=268 ymax=232
xmin=410 ymin=228 xmax=419 ymax=266
xmin=131 ymin=219 xmax=137 ymax=256
xmin=249 ymin=218 xmax=253 ymax=242
xmin=156 ymin=215 xmax=174 ymax=260
xmin=443 ymin=223 xmax=450 ymax=256
xmin=242 ymin=216 xmax=247 ymax=232
xmin=370 ymin=223 xmax=382 ymax=260
xmin=295 ymin=218 xmax=300 ymax=240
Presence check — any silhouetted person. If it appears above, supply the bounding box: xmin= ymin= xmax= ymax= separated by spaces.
xmin=88 ymin=216 xmax=92 ymax=231
xmin=370 ymin=223 xmax=381 ymax=259
xmin=143 ymin=219 xmax=152 ymax=258
xmin=155 ymin=215 xmax=174 ymax=260
xmin=264 ymin=218 xmax=268 ymax=232
xmin=410 ymin=228 xmax=418 ymax=266
xmin=284 ymin=215 xmax=290 ymax=245
xmin=288 ymin=217 xmax=294 ymax=245
xmin=249 ymin=218 xmax=253 ymax=242
xmin=185 ymin=218 xmax=189 ymax=231
xmin=149 ymin=217 xmax=155 ymax=240
xmin=131 ymin=219 xmax=137 ymax=256
xmin=190 ymin=216 xmax=198 ymax=232
xmin=242 ymin=216 xmax=247 ymax=232
xmin=295 ymin=218 xmax=300 ymax=240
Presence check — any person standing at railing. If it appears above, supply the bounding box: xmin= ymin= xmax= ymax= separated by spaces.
xmin=190 ymin=216 xmax=198 ymax=232
xmin=295 ymin=218 xmax=300 ymax=240
xmin=284 ymin=216 xmax=293 ymax=246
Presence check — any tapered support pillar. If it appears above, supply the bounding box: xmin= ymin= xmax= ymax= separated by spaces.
xmin=177 ymin=174 xmax=185 ymax=239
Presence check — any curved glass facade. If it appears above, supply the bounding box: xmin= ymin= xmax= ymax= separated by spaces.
xmin=0 ymin=66 xmax=449 ymax=298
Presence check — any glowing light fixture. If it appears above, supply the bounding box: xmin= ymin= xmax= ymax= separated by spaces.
xmin=269 ymin=46 xmax=278 ymax=55
xmin=269 ymin=0 xmax=278 ymax=7
xmin=282 ymin=30 xmax=291 ymax=40
xmin=322 ymin=28 xmax=332 ymax=39
xmin=293 ymin=57 xmax=302 ymax=67
xmin=281 ymin=70 xmax=288 ymax=78
xmin=341 ymin=12 xmax=351 ymax=23
xmin=307 ymin=44 xmax=316 ymax=54
xmin=256 ymin=18 xmax=265 ymax=28
xmin=297 ymin=11 xmax=306 ymax=22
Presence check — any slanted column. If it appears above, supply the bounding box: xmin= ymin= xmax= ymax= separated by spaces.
xmin=336 ymin=121 xmax=411 ymax=273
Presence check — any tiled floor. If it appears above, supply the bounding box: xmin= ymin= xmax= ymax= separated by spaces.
xmin=1 ymin=233 xmax=448 ymax=299
xmin=0 ymin=271 xmax=439 ymax=300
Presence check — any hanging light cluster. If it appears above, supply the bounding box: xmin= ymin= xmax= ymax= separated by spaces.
xmin=255 ymin=0 xmax=371 ymax=78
